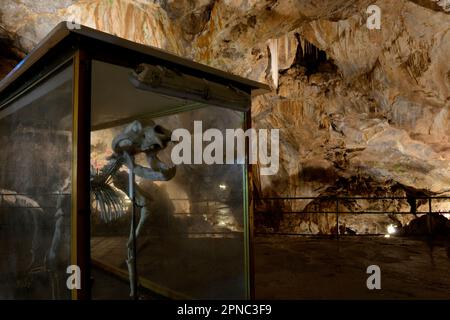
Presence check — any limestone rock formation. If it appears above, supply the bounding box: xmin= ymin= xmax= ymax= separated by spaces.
xmin=1 ymin=0 xmax=450 ymax=233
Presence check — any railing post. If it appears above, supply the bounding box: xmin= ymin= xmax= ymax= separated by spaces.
xmin=336 ymin=197 xmax=339 ymax=239
xmin=427 ymin=197 xmax=432 ymax=234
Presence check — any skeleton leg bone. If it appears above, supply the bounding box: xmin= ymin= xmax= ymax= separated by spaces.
xmin=134 ymin=192 xmax=150 ymax=239
xmin=125 ymin=192 xmax=149 ymax=298
xmin=123 ymin=151 xmax=139 ymax=298
xmin=46 ymin=192 xmax=64 ymax=300
xmin=126 ymin=215 xmax=137 ymax=298
xmin=28 ymin=212 xmax=39 ymax=270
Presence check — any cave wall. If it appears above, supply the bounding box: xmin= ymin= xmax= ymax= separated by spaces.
xmin=1 ymin=0 xmax=450 ymax=231
xmin=0 ymin=25 xmax=23 ymax=79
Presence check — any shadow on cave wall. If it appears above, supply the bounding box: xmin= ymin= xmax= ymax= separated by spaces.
xmin=0 ymin=36 xmax=22 ymax=80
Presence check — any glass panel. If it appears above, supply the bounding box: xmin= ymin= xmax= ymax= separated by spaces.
xmin=0 ymin=65 xmax=73 ymax=299
xmin=90 ymin=61 xmax=248 ymax=299
xmin=90 ymin=124 xmax=133 ymax=299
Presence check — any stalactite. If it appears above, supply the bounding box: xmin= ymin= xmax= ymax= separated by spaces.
xmin=432 ymin=0 xmax=450 ymax=12
xmin=268 ymin=38 xmax=279 ymax=88
xmin=293 ymin=34 xmax=330 ymax=75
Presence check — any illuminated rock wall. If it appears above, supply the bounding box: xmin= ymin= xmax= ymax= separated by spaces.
xmin=1 ymin=0 xmax=450 ymax=232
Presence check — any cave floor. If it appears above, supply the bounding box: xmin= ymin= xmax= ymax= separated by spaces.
xmin=91 ymin=235 xmax=246 ymax=299
xmin=90 ymin=235 xmax=450 ymax=299
xmin=254 ymin=235 xmax=450 ymax=299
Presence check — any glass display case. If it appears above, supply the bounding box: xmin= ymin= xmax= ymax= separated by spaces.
xmin=0 ymin=64 xmax=73 ymax=300
xmin=0 ymin=23 xmax=269 ymax=300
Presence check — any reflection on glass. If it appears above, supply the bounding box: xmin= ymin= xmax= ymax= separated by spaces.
xmin=90 ymin=78 xmax=248 ymax=299
xmin=0 ymin=66 xmax=73 ymax=299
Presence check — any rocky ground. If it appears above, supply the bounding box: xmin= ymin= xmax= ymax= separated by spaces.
xmin=90 ymin=234 xmax=450 ymax=299
xmin=254 ymin=235 xmax=450 ymax=299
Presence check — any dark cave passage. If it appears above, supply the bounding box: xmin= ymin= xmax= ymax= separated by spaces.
xmin=292 ymin=34 xmax=336 ymax=75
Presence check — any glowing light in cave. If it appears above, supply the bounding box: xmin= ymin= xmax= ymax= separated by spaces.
xmin=387 ymin=224 xmax=397 ymax=235
xmin=443 ymin=213 xmax=450 ymax=219
xmin=219 ymin=184 xmax=227 ymax=190
xmin=384 ymin=234 xmax=391 ymax=238
xmin=217 ymin=220 xmax=227 ymax=227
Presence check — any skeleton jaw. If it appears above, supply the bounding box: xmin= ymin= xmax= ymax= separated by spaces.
xmin=133 ymin=152 xmax=176 ymax=181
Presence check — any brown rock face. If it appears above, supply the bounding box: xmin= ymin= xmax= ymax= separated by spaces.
xmin=0 ymin=42 xmax=18 ymax=79
xmin=0 ymin=26 xmax=23 ymax=79
xmin=1 ymin=0 xmax=450 ymax=233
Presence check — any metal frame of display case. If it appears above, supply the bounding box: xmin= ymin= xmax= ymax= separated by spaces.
xmin=0 ymin=22 xmax=269 ymax=300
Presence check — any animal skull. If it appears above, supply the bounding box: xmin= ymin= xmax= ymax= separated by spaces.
xmin=111 ymin=120 xmax=176 ymax=180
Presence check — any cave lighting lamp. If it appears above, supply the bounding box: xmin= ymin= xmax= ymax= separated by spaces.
xmin=387 ymin=224 xmax=396 ymax=235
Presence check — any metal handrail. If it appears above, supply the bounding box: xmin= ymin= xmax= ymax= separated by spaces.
xmin=254 ymin=196 xmax=450 ymax=237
